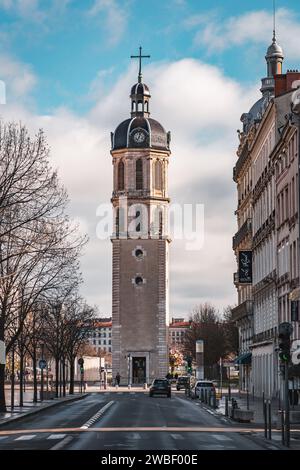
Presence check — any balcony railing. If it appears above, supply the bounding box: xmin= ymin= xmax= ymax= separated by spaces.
xmin=232 ymin=218 xmax=252 ymax=250
xmin=233 ymin=142 xmax=249 ymax=181
xmin=231 ymin=300 xmax=253 ymax=322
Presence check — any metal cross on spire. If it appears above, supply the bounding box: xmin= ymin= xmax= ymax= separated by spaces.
xmin=130 ymin=46 xmax=150 ymax=83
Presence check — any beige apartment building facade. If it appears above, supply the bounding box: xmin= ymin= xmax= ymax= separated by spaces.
xmin=233 ymin=34 xmax=300 ymax=398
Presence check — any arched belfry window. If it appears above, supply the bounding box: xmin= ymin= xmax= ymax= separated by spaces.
xmin=136 ymin=159 xmax=143 ymax=190
xmin=118 ymin=160 xmax=125 ymax=190
xmin=154 ymin=160 xmax=162 ymax=190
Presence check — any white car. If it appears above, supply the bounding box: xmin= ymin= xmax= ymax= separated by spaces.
xmin=193 ymin=380 xmax=215 ymax=399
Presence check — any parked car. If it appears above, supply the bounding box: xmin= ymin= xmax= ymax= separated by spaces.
xmin=149 ymin=378 xmax=171 ymax=398
xmin=176 ymin=376 xmax=190 ymax=391
xmin=192 ymin=380 xmax=215 ymax=399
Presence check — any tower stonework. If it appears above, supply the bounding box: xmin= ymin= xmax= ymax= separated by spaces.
xmin=110 ymin=63 xmax=171 ymax=385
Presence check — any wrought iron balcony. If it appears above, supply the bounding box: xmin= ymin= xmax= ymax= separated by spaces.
xmin=231 ymin=300 xmax=253 ymax=322
xmin=232 ymin=218 xmax=252 ymax=250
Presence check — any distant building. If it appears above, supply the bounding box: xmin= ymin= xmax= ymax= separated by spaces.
xmin=87 ymin=317 xmax=112 ymax=354
xmin=169 ymin=318 xmax=191 ymax=349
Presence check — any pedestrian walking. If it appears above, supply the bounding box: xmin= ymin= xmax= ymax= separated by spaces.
xmin=115 ymin=372 xmax=121 ymax=386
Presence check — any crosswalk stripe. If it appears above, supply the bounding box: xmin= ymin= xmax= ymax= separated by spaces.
xmin=47 ymin=434 xmax=66 ymax=440
xmin=15 ymin=435 xmax=36 ymax=441
xmin=212 ymin=434 xmax=232 ymax=441
xmin=171 ymin=434 xmax=184 ymax=440
xmin=0 ymin=436 xmax=8 ymax=440
xmin=131 ymin=433 xmax=141 ymax=439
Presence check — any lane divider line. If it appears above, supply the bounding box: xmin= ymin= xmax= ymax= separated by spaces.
xmin=80 ymin=401 xmax=115 ymax=429
xmin=50 ymin=435 xmax=73 ymax=451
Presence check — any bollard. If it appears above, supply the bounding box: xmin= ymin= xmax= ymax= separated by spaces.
xmin=281 ymin=410 xmax=285 ymax=445
xmin=208 ymin=390 xmax=211 ymax=407
xmin=263 ymin=400 xmax=267 ymax=439
xmin=268 ymin=400 xmax=272 ymax=440
xmin=231 ymin=398 xmax=235 ymax=419
xmin=205 ymin=389 xmax=208 ymax=404
xmin=225 ymin=396 xmax=229 ymax=417
xmin=213 ymin=392 xmax=217 ymax=409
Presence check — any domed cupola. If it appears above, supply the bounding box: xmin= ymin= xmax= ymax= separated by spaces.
xmin=111 ymin=47 xmax=171 ymax=152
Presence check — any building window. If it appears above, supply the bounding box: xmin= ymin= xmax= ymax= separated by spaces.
xmin=118 ymin=160 xmax=125 ymax=190
xmin=136 ymin=159 xmax=143 ymax=190
xmin=154 ymin=160 xmax=162 ymax=190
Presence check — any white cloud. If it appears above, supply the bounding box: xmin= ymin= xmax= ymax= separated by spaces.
xmin=88 ymin=0 xmax=128 ymax=46
xmin=0 ymin=54 xmax=37 ymax=102
xmin=0 ymin=0 xmax=45 ymax=21
xmin=0 ymin=54 xmax=259 ymax=316
xmin=188 ymin=8 xmax=300 ymax=60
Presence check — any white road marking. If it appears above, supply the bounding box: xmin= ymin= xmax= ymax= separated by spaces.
xmin=80 ymin=401 xmax=115 ymax=429
xmin=15 ymin=435 xmax=36 ymax=441
xmin=0 ymin=436 xmax=8 ymax=440
xmin=171 ymin=434 xmax=184 ymax=440
xmin=212 ymin=434 xmax=232 ymax=441
xmin=50 ymin=435 xmax=73 ymax=450
xmin=131 ymin=433 xmax=141 ymax=439
xmin=47 ymin=434 xmax=66 ymax=440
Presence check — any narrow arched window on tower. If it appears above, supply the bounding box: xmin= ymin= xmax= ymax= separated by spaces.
xmin=159 ymin=211 xmax=163 ymax=239
xmin=154 ymin=160 xmax=162 ymax=191
xmin=136 ymin=159 xmax=143 ymax=190
xmin=115 ymin=208 xmax=120 ymax=237
xmin=118 ymin=160 xmax=125 ymax=190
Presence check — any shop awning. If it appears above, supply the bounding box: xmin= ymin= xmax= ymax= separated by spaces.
xmin=234 ymin=352 xmax=252 ymax=365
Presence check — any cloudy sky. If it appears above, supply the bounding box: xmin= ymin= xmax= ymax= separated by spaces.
xmin=0 ymin=0 xmax=299 ymax=318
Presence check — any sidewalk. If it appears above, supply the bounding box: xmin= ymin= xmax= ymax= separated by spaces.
xmin=0 ymin=391 xmax=89 ymax=427
xmin=215 ymin=390 xmax=300 ymax=450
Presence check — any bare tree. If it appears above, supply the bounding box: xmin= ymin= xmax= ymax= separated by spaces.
xmin=0 ymin=122 xmax=88 ymax=411
xmin=184 ymin=303 xmax=227 ymax=378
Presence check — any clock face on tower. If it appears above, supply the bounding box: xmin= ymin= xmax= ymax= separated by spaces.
xmin=131 ymin=128 xmax=147 ymax=146
xmin=133 ymin=131 xmax=145 ymax=143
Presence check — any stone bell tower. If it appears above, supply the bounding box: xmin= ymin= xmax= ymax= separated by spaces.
xmin=110 ymin=48 xmax=171 ymax=385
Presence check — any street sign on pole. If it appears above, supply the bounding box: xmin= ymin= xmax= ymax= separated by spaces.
xmin=39 ymin=359 xmax=47 ymax=370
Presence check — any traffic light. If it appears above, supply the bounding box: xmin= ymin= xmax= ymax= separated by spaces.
xmin=185 ymin=355 xmax=193 ymax=373
xmin=278 ymin=322 xmax=293 ymax=363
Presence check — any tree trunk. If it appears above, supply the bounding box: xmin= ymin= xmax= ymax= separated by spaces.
xmin=55 ymin=357 xmax=59 ymax=398
xmin=62 ymin=357 xmax=66 ymax=397
xmin=0 ymin=364 xmax=6 ymax=412
xmin=19 ymin=348 xmax=24 ymax=407
xmin=69 ymin=359 xmax=74 ymax=395
xmin=0 ymin=321 xmax=6 ymax=412
xmin=33 ymin=346 xmax=38 ymax=403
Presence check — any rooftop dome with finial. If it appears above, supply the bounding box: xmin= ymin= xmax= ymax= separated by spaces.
xmin=111 ymin=47 xmax=171 ymax=152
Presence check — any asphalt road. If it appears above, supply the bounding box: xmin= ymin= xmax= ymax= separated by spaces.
xmin=0 ymin=390 xmax=280 ymax=450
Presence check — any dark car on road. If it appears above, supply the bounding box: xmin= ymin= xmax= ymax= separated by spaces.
xmin=176 ymin=376 xmax=190 ymax=391
xmin=149 ymin=378 xmax=171 ymax=398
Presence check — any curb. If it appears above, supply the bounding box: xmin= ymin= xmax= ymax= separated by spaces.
xmin=0 ymin=393 xmax=90 ymax=428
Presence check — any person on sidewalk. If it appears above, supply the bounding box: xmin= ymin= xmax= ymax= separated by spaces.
xmin=115 ymin=372 xmax=121 ymax=386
